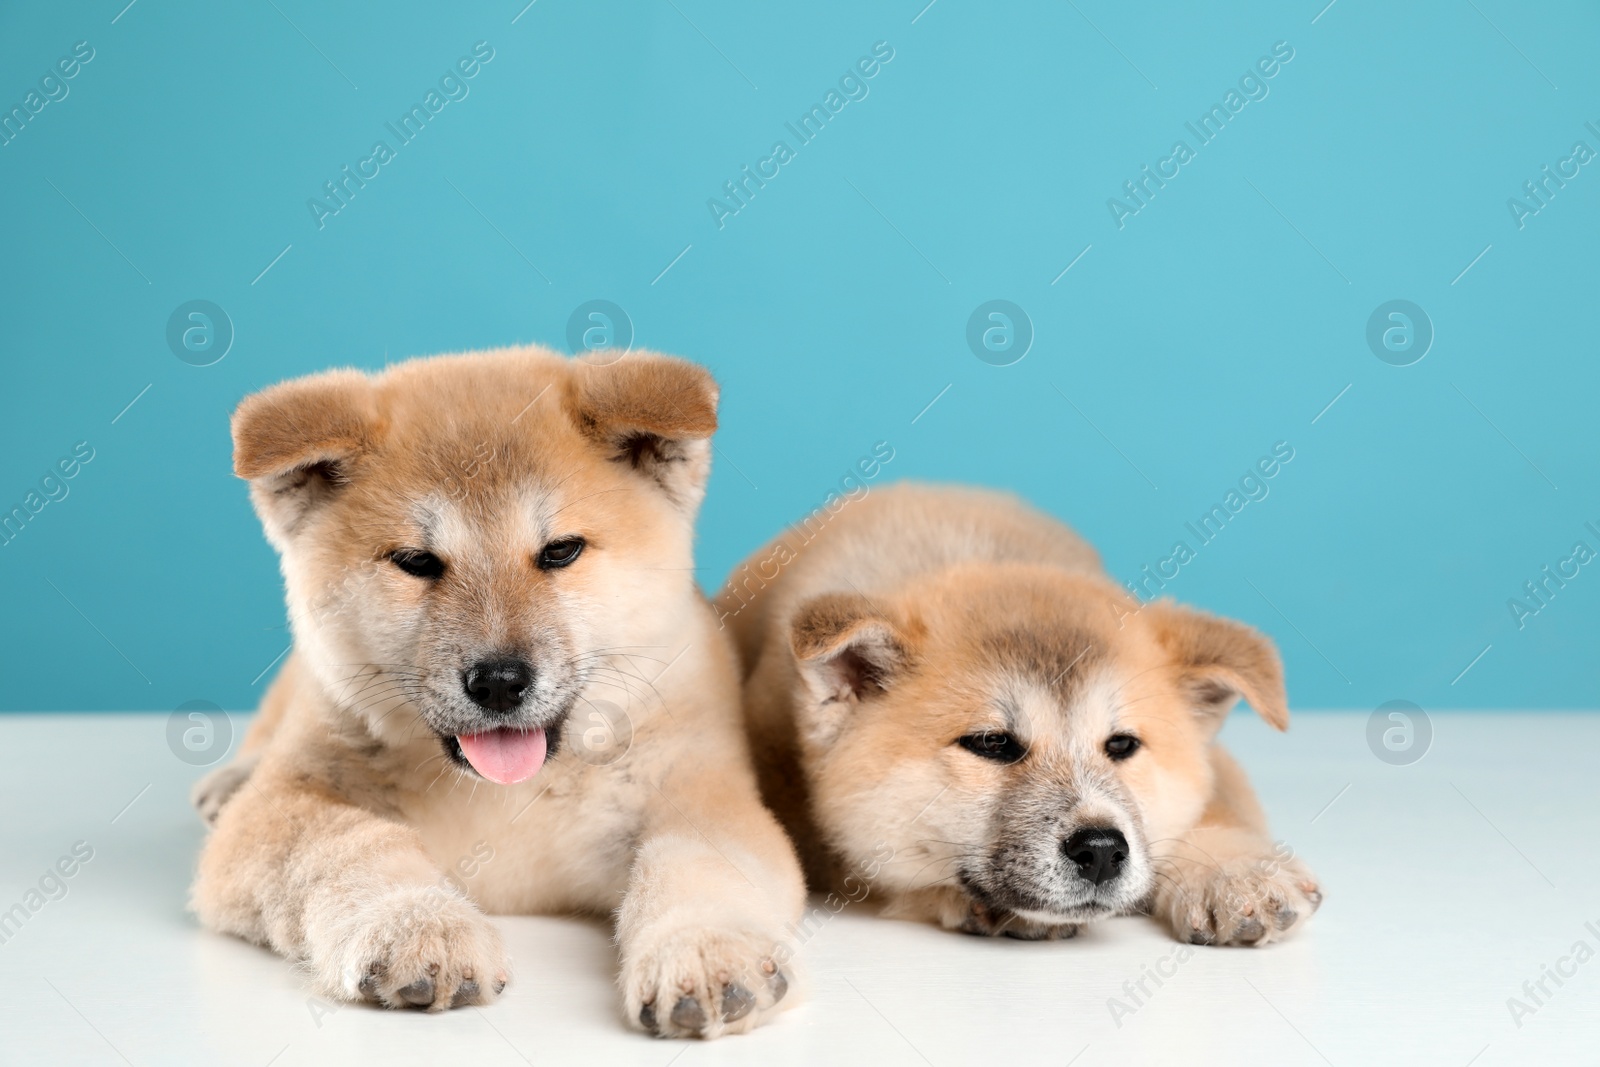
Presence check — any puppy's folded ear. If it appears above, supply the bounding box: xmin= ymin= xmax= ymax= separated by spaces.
xmin=232 ymin=369 xmax=378 ymax=541
xmin=1145 ymin=601 xmax=1288 ymax=734
xmin=568 ymin=353 xmax=719 ymax=509
xmin=789 ymin=592 xmax=910 ymax=748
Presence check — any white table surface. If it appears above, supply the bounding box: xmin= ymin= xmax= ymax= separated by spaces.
xmin=0 ymin=710 xmax=1594 ymax=1066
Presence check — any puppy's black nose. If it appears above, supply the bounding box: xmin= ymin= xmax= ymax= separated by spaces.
xmin=462 ymin=658 xmax=533 ymax=712
xmin=1064 ymin=827 xmax=1128 ymax=886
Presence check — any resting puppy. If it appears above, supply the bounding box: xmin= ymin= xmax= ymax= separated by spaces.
xmin=718 ymin=483 xmax=1320 ymax=944
xmin=191 ymin=346 xmax=803 ymax=1038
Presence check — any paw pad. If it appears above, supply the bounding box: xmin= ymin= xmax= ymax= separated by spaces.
xmin=397 ymin=978 xmax=434 ymax=1007
xmin=358 ymin=966 xmax=384 ymax=1001
xmin=670 ymin=995 xmax=707 ymax=1031
xmin=721 ymin=983 xmax=755 ymax=1022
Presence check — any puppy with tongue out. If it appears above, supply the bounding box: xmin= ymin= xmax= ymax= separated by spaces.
xmin=190 ymin=347 xmax=805 ymax=1040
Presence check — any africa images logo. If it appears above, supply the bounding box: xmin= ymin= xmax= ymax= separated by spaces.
xmin=1106 ymin=41 xmax=1295 ymax=229
xmin=706 ymin=41 xmax=895 ymax=229
xmin=0 ymin=40 xmax=95 ymax=148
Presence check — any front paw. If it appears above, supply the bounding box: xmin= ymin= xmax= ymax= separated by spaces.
xmin=190 ymin=754 xmax=259 ymax=826
xmin=317 ymin=885 xmax=510 ymax=1011
xmin=1153 ymin=846 xmax=1322 ymax=947
xmin=621 ymin=925 xmax=792 ymax=1039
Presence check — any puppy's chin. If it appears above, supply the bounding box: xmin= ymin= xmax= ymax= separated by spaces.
xmin=965 ymin=873 xmax=1150 ymax=926
xmin=1010 ymin=902 xmax=1119 ymax=925
xmin=986 ymin=892 xmax=1121 ymax=924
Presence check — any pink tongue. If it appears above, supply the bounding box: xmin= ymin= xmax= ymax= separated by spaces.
xmin=456 ymin=728 xmax=547 ymax=785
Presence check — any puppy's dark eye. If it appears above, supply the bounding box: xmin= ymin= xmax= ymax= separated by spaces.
xmin=957 ymin=730 xmax=1026 ymax=764
xmin=390 ymin=549 xmax=445 ymax=580
xmin=1105 ymin=734 xmax=1141 ymax=761
xmin=538 ymin=537 xmax=586 ymax=570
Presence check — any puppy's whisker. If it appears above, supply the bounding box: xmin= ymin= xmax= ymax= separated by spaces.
xmin=581 ymin=664 xmax=665 ymax=707
xmin=345 ymin=680 xmax=422 ymax=713
xmin=344 ymin=675 xmax=413 ymax=700
xmin=573 ymin=645 xmax=670 ymax=657
xmin=914 ymin=873 xmax=965 ymax=892
xmin=914 ymin=838 xmax=983 ymax=852
xmin=1148 ymin=840 xmax=1228 ymax=875
xmin=903 ymin=854 xmax=967 ymax=890
xmin=575 ymin=651 xmax=670 ymax=670
xmin=421 ymin=756 xmax=454 ymax=793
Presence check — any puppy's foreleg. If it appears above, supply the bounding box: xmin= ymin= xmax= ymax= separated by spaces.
xmin=190 ymin=752 xmax=260 ymax=826
xmin=189 ymin=656 xmax=299 ymax=824
xmin=616 ymin=768 xmax=806 ymax=1039
xmin=192 ymin=772 xmax=509 ymax=1010
xmin=1149 ymin=746 xmax=1322 ymax=946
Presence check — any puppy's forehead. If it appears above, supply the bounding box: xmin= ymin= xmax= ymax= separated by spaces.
xmin=952 ymin=624 xmax=1102 ymax=733
xmin=361 ymin=386 xmax=606 ymax=523
xmin=400 ymin=425 xmax=571 ymax=486
xmin=979 ymin=626 xmax=1104 ymax=701
xmin=1002 ymin=663 xmax=1125 ymax=742
xmin=373 ymin=364 xmax=587 ymax=477
xmin=363 ymin=412 xmax=598 ymax=548
xmin=380 ymin=355 xmax=568 ymax=428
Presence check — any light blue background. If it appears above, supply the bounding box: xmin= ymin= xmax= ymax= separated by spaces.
xmin=1 ymin=1 xmax=1595 ymax=712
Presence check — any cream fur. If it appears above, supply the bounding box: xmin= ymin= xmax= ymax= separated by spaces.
xmin=718 ymin=482 xmax=1321 ymax=946
xmin=191 ymin=345 xmax=804 ymax=1038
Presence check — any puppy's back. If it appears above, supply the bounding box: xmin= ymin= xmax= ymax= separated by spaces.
xmin=720 ymin=482 xmax=1100 ymax=663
